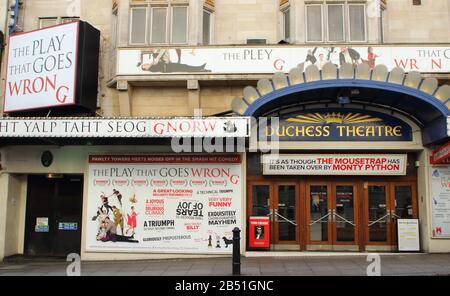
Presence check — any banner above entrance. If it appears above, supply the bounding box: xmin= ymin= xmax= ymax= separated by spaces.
xmin=262 ymin=154 xmax=407 ymax=176
xmin=0 ymin=117 xmax=250 ymax=138
xmin=118 ymin=46 xmax=450 ymax=76
xmin=261 ymin=109 xmax=413 ymax=142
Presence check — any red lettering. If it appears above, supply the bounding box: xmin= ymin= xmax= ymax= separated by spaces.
xmin=8 ymin=80 xmax=22 ymax=96
xmin=432 ymin=59 xmax=442 ymax=70
xmin=55 ymin=85 xmax=69 ymax=103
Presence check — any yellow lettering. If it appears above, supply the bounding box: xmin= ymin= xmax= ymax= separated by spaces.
xmin=393 ymin=126 xmax=402 ymax=136
xmin=385 ymin=126 xmax=393 ymax=136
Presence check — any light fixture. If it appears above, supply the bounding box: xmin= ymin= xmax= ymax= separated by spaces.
xmin=46 ymin=173 xmax=64 ymax=179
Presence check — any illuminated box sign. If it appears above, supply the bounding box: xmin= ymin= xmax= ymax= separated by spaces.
xmin=262 ymin=154 xmax=407 ymax=176
xmin=259 ymin=109 xmax=412 ymax=142
xmin=3 ymin=21 xmax=100 ymax=113
xmin=431 ymin=141 xmax=450 ymax=164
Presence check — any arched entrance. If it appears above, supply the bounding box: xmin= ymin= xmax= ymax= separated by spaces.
xmin=235 ymin=63 xmax=450 ymax=252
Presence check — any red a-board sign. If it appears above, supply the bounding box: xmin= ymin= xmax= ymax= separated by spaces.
xmin=249 ymin=216 xmax=270 ymax=249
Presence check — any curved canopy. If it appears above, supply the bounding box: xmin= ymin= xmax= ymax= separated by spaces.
xmin=232 ymin=63 xmax=450 ymax=145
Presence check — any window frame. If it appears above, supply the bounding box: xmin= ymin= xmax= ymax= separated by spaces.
xmin=326 ymin=3 xmax=345 ymax=43
xmin=305 ymin=4 xmax=324 ymax=43
xmin=129 ymin=6 xmax=148 ymax=45
xmin=202 ymin=8 xmax=213 ymax=45
xmin=150 ymin=6 xmax=169 ymax=44
xmin=347 ymin=3 xmax=367 ymax=43
xmin=38 ymin=17 xmax=58 ymax=29
xmin=111 ymin=9 xmax=119 ymax=50
xmin=170 ymin=5 xmax=189 ymax=45
xmin=282 ymin=6 xmax=290 ymax=42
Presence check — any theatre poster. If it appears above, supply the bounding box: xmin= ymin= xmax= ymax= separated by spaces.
xmin=85 ymin=155 xmax=242 ymax=254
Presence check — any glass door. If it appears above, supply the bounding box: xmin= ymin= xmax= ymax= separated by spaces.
xmin=366 ymin=183 xmax=392 ymax=244
xmin=332 ymin=184 xmax=358 ymax=245
xmin=274 ymin=184 xmax=298 ymax=244
xmin=306 ymin=182 xmax=358 ymax=246
xmin=307 ymin=183 xmax=332 ymax=244
xmin=389 ymin=182 xmax=417 ymax=245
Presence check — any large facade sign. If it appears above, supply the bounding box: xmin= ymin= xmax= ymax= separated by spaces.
xmin=262 ymin=154 xmax=407 ymax=175
xmin=86 ymin=155 xmax=242 ymax=254
xmin=430 ymin=167 xmax=450 ymax=238
xmin=4 ymin=21 xmax=100 ymax=113
xmin=118 ymin=46 xmax=450 ymax=75
xmin=0 ymin=117 xmax=250 ymax=138
xmin=260 ymin=109 xmax=412 ymax=142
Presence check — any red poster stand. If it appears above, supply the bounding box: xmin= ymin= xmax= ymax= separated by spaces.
xmin=248 ymin=216 xmax=270 ymax=249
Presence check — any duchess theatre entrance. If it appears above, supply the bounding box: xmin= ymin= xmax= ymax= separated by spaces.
xmin=247 ymin=153 xmax=418 ymax=252
xmin=248 ymin=177 xmax=417 ymax=251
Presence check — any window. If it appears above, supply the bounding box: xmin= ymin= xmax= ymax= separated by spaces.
xmin=305 ymin=3 xmax=366 ymax=42
xmin=39 ymin=17 xmax=58 ymax=29
xmin=327 ymin=4 xmax=344 ymax=42
xmin=130 ymin=5 xmax=188 ymax=45
xmin=39 ymin=17 xmax=79 ymax=29
xmin=282 ymin=8 xmax=290 ymax=41
xmin=130 ymin=7 xmax=147 ymax=44
xmin=203 ymin=10 xmax=211 ymax=45
xmin=61 ymin=17 xmax=80 ymax=24
xmin=171 ymin=6 xmax=188 ymax=44
xmin=306 ymin=5 xmax=323 ymax=42
xmin=151 ymin=8 xmax=167 ymax=43
xmin=348 ymin=4 xmax=366 ymax=42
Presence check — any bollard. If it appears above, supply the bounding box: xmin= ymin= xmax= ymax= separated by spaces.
xmin=232 ymin=227 xmax=241 ymax=276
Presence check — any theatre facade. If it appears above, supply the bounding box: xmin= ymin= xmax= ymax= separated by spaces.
xmin=1 ymin=19 xmax=450 ymax=259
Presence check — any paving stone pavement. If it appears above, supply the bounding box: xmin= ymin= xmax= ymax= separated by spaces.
xmin=0 ymin=254 xmax=450 ymax=276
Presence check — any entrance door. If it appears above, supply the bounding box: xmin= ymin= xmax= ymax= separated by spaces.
xmin=389 ymin=182 xmax=417 ymax=245
xmin=248 ymin=182 xmax=299 ymax=249
xmin=25 ymin=175 xmax=83 ymax=257
xmin=365 ymin=182 xmax=417 ymax=248
xmin=274 ymin=183 xmax=298 ymax=245
xmin=306 ymin=182 xmax=358 ymax=249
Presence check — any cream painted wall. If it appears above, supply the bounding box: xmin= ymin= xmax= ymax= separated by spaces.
xmin=4 ymin=174 xmax=26 ymax=257
xmin=214 ymin=0 xmax=279 ymax=44
xmin=0 ymin=173 xmax=8 ymax=260
xmin=131 ymin=86 xmax=191 ymax=117
xmin=384 ymin=0 xmax=450 ymax=43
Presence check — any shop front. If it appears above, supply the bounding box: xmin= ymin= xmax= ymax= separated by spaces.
xmin=233 ymin=62 xmax=450 ymax=253
xmin=0 ymin=117 xmax=249 ymax=261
